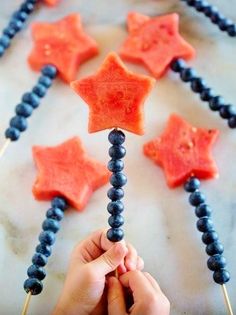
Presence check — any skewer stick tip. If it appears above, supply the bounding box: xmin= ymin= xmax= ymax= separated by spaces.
xmin=21 ymin=292 xmax=32 ymax=315
xmin=0 ymin=139 xmax=10 ymax=159
xmin=222 ymin=284 xmax=234 ymax=315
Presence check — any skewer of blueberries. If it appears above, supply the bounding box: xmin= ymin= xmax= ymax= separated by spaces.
xmin=171 ymin=59 xmax=236 ymax=129
xmin=0 ymin=0 xmax=39 ymax=58
xmin=180 ymin=0 xmax=236 ymax=37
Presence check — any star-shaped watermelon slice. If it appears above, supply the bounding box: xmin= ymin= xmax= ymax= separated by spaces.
xmin=28 ymin=14 xmax=99 ymax=83
xmin=119 ymin=12 xmax=195 ymax=78
xmin=44 ymin=0 xmax=59 ymax=6
xmin=144 ymin=114 xmax=219 ymax=188
xmin=71 ymin=52 xmax=155 ymax=135
xmin=32 ymin=137 xmax=110 ymax=211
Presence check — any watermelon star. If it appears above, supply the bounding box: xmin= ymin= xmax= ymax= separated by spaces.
xmin=71 ymin=52 xmax=155 ymax=135
xmin=119 ymin=12 xmax=195 ymax=78
xmin=28 ymin=14 xmax=99 ymax=83
xmin=144 ymin=114 xmax=219 ymax=188
xmin=32 ymin=137 xmax=110 ymax=211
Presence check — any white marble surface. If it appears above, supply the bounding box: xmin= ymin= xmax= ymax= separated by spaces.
xmin=0 ymin=1 xmax=236 ymax=314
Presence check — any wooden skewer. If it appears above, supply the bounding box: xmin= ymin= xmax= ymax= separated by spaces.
xmin=222 ymin=284 xmax=234 ymax=315
xmin=0 ymin=139 xmax=10 ymax=159
xmin=21 ymin=292 xmax=32 ymax=315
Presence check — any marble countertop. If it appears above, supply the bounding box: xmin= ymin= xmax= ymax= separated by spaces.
xmin=0 ymin=1 xmax=236 ymax=314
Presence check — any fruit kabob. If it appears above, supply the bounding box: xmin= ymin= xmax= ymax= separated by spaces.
xmin=71 ymin=52 xmax=155 ymax=243
xmin=0 ymin=13 xmax=98 ymax=158
xmin=144 ymin=114 xmax=233 ymax=315
xmin=21 ymin=137 xmax=110 ymax=315
xmin=0 ymin=0 xmax=60 ymax=59
xmin=119 ymin=12 xmax=236 ymax=130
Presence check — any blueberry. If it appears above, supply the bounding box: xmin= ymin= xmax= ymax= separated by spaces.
xmin=107 ymin=187 xmax=124 ymax=201
xmin=195 ymin=204 xmax=212 ymax=218
xmin=5 ymin=127 xmax=20 ymax=141
xmin=0 ymin=45 xmax=5 ymax=57
xmin=219 ymin=105 xmax=236 ymax=119
xmin=3 ymin=27 xmax=16 ymax=39
xmin=210 ymin=11 xmax=222 ymax=24
xmin=46 ymin=207 xmax=64 ymax=221
xmin=22 ymin=92 xmax=40 ymax=108
xmin=200 ymin=88 xmax=215 ymax=101
xmin=180 ymin=68 xmax=196 ymax=82
xmin=108 ymin=215 xmax=124 ymax=228
xmin=15 ymin=103 xmax=33 ymax=118
xmin=107 ymin=201 xmax=124 ymax=214
xmin=213 ymin=269 xmax=230 ymax=284
xmin=20 ymin=2 xmax=35 ymax=13
xmin=108 ymin=159 xmax=124 ymax=172
xmin=9 ymin=19 xmax=23 ymax=32
xmin=110 ymin=172 xmax=127 ymax=187
xmin=35 ymin=243 xmax=52 ymax=257
xmin=10 ymin=116 xmax=27 ymax=132
xmin=38 ymin=76 xmax=52 ymax=88
xmin=12 ymin=11 xmax=28 ymax=22
xmin=228 ymin=116 xmax=236 ymax=128
xmin=32 ymin=253 xmax=47 ymax=266
xmin=39 ymin=231 xmax=55 ymax=246
xmin=206 ymin=241 xmax=224 ymax=256
xmin=108 ymin=130 xmax=125 ymax=145
xmin=33 ymin=84 xmax=47 ymax=98
xmin=107 ymin=228 xmax=124 ymax=242
xmin=27 ymin=265 xmax=46 ymax=281
xmin=24 ymin=278 xmax=43 ymax=295
xmin=202 ymin=230 xmax=218 ymax=245
xmin=207 ymin=255 xmax=226 ymax=271
xmin=42 ymin=219 xmax=60 ymax=233
xmin=218 ymin=18 xmax=232 ymax=31
xmin=184 ymin=177 xmax=200 ymax=192
xmin=195 ymin=0 xmax=208 ymax=11
xmin=209 ymin=96 xmax=225 ymax=111
xmin=190 ymin=77 xmax=206 ymax=93
xmin=0 ymin=35 xmax=10 ymax=49
xmin=203 ymin=5 xmax=217 ymax=17
xmin=109 ymin=145 xmax=126 ymax=159
xmin=227 ymin=24 xmax=236 ymax=37
xmin=170 ymin=59 xmax=186 ymax=72
xmin=197 ymin=217 xmax=213 ymax=232
xmin=186 ymin=0 xmax=196 ymax=6
xmin=42 ymin=65 xmax=58 ymax=79
xmin=51 ymin=197 xmax=68 ymax=211
xmin=189 ymin=191 xmax=206 ymax=206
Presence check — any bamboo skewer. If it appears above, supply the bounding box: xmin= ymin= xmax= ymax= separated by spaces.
xmin=21 ymin=292 xmax=32 ymax=315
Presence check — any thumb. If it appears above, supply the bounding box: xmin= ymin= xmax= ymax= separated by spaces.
xmin=90 ymin=242 xmax=127 ymax=277
xmin=108 ymin=277 xmax=127 ymax=315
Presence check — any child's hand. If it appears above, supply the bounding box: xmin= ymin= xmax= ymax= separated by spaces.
xmin=107 ymin=271 xmax=170 ymax=315
xmin=52 ymin=229 xmax=144 ymax=315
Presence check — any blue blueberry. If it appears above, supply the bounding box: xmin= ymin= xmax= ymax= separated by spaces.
xmin=189 ymin=191 xmax=206 ymax=206
xmin=107 ymin=187 xmax=124 ymax=201
xmin=228 ymin=116 xmax=236 ymax=128
xmin=108 ymin=159 xmax=124 ymax=172
xmin=0 ymin=35 xmax=10 ymax=49
xmin=33 ymin=84 xmax=47 ymax=98
xmin=109 ymin=145 xmax=126 ymax=159
xmin=202 ymin=230 xmax=218 ymax=245
xmin=20 ymin=2 xmax=35 ymax=13
xmin=39 ymin=231 xmax=56 ymax=246
xmin=15 ymin=103 xmax=33 ymax=118
xmin=196 ymin=217 xmax=213 ymax=232
xmin=210 ymin=11 xmax=222 ymax=24
xmin=46 ymin=207 xmax=64 ymax=221
xmin=170 ymin=59 xmax=186 ymax=72
xmin=195 ymin=204 xmax=212 ymax=218
xmin=209 ymin=96 xmax=225 ymax=111
xmin=191 ymin=77 xmax=206 ymax=93
xmin=42 ymin=219 xmax=60 ymax=233
xmin=107 ymin=228 xmax=124 ymax=242
xmin=3 ymin=27 xmax=16 ymax=39
xmin=11 ymin=11 xmax=28 ymax=22
xmin=10 ymin=116 xmax=27 ymax=132
xmin=213 ymin=269 xmax=230 ymax=284
xmin=195 ymin=0 xmax=208 ymax=11
xmin=219 ymin=105 xmax=236 ymax=119
xmin=35 ymin=243 xmax=52 ymax=257
xmin=203 ymin=5 xmax=217 ymax=17
xmin=38 ymin=76 xmax=52 ymax=88
xmin=184 ymin=177 xmax=200 ymax=192
xmin=206 ymin=241 xmax=224 ymax=256
xmin=0 ymin=45 xmax=5 ymax=57
xmin=5 ymin=127 xmax=20 ymax=141
xmin=9 ymin=19 xmax=23 ymax=32
xmin=42 ymin=65 xmax=58 ymax=79
xmin=27 ymin=265 xmax=46 ymax=281
xmin=227 ymin=24 xmax=236 ymax=36
xmin=22 ymin=92 xmax=40 ymax=108
xmin=180 ymin=68 xmax=196 ymax=82
xmin=107 ymin=201 xmax=124 ymax=214
xmin=51 ymin=197 xmax=67 ymax=211
xmin=218 ymin=18 xmax=232 ymax=31
xmin=207 ymin=255 xmax=226 ymax=271
xmin=186 ymin=0 xmax=195 ymax=6
xmin=108 ymin=130 xmax=125 ymax=145
xmin=32 ymin=253 xmax=47 ymax=266
xmin=24 ymin=278 xmax=43 ymax=295
xmin=110 ymin=172 xmax=127 ymax=187
xmin=108 ymin=215 xmax=124 ymax=228
xmin=200 ymin=88 xmax=215 ymax=101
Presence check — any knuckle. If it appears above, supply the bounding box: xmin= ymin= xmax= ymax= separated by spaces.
xmin=103 ymin=252 xmax=116 ymax=269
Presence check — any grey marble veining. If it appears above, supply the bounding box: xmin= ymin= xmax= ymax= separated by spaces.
xmin=0 ymin=1 xmax=236 ymax=314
